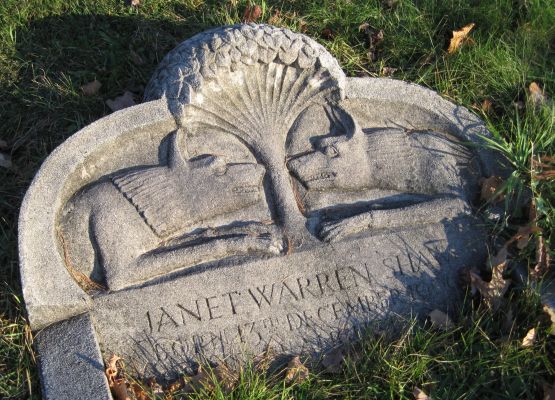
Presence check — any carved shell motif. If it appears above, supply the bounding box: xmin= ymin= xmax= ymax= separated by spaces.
xmin=144 ymin=24 xmax=346 ymax=145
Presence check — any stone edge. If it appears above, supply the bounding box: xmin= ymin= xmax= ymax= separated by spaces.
xmin=18 ymin=98 xmax=176 ymax=330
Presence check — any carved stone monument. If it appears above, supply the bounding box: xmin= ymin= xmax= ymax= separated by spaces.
xmin=19 ymin=24 xmax=506 ymax=399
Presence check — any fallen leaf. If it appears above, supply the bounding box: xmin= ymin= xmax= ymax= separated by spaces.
xmin=105 ymin=355 xmax=130 ymax=400
xmin=284 ymin=356 xmax=309 ymax=384
xmin=268 ymin=10 xmax=281 ymax=25
xmin=480 ymin=176 xmax=505 ymax=203
xmin=429 ymin=309 xmax=454 ymax=330
xmin=528 ymin=82 xmax=548 ymax=107
xmin=322 ymin=346 xmax=345 ymax=373
xmin=381 ymin=66 xmax=398 ymax=76
xmin=243 ymin=4 xmax=262 ymax=23
xmin=359 ymin=23 xmax=384 ymax=62
xmin=0 ymin=139 xmax=8 ymax=150
xmin=413 ymin=386 xmax=432 ymax=400
xmin=448 ymin=23 xmax=475 ymax=54
xmin=126 ymin=0 xmax=140 ymax=6
xmin=514 ymin=225 xmax=541 ymax=249
xmin=543 ymin=304 xmax=555 ymax=335
xmin=130 ymin=383 xmax=149 ymax=400
xmin=544 ymin=382 xmax=555 ymax=400
xmin=106 ymin=91 xmax=136 ymax=112
xmin=533 ymin=154 xmax=555 ymax=180
xmin=321 ymin=28 xmax=334 ymax=40
xmin=80 ymin=80 xmax=102 ymax=96
xmin=384 ymin=0 xmax=398 ymax=8
xmin=532 ymin=236 xmax=552 ymax=279
xmin=253 ymin=347 xmax=277 ymax=373
xmin=521 ymin=327 xmax=536 ymax=347
xmin=481 ymin=99 xmax=493 ymax=113
xmin=212 ymin=364 xmax=239 ymax=393
xmin=0 ymin=152 xmax=12 ymax=169
xmin=469 ymin=261 xmax=511 ymax=310
xmin=490 ymin=245 xmax=509 ymax=268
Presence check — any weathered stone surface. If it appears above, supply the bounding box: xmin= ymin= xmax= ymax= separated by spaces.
xmin=19 ymin=24 xmax=508 ymax=399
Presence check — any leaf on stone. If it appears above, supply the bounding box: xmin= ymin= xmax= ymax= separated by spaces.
xmin=284 ymin=356 xmax=309 ymax=384
xmin=322 ymin=346 xmax=345 ymax=374
xmin=243 ymin=4 xmax=262 ymax=23
xmin=105 ymin=355 xmax=130 ymax=400
xmin=479 ymin=176 xmax=505 ymax=203
xmin=528 ymin=82 xmax=548 ymax=107
xmin=469 ymin=261 xmax=511 ymax=310
xmin=80 ymin=80 xmax=102 ymax=96
xmin=0 ymin=152 xmax=12 ymax=169
xmin=429 ymin=309 xmax=454 ymax=330
xmin=532 ymin=236 xmax=552 ymax=279
xmin=106 ymin=91 xmax=136 ymax=112
xmin=413 ymin=386 xmax=432 ymax=400
xmin=447 ymin=23 xmax=475 ymax=54
xmin=521 ymin=327 xmax=536 ymax=347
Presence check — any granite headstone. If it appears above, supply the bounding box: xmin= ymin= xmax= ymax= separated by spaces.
xmin=19 ymin=24 xmax=506 ymax=399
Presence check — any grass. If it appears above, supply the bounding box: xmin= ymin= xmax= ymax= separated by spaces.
xmin=0 ymin=0 xmax=553 ymax=398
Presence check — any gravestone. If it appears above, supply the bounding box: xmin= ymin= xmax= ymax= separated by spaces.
xmin=19 ymin=24 xmax=506 ymax=399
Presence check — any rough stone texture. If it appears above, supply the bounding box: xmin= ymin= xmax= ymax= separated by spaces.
xmin=34 ymin=313 xmax=111 ymax=400
xmin=19 ymin=24 xmax=509 ymax=399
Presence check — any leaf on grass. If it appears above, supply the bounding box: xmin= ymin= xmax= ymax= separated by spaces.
xmin=532 ymin=236 xmax=552 ymax=279
xmin=105 ymin=355 xmax=130 ymax=400
xmin=322 ymin=346 xmax=345 ymax=374
xmin=80 ymin=80 xmax=102 ymax=96
xmin=528 ymin=82 xmax=548 ymax=107
xmin=321 ymin=28 xmax=334 ymax=40
xmin=243 ymin=4 xmax=262 ymax=23
xmin=0 ymin=152 xmax=12 ymax=169
xmin=532 ymin=155 xmax=555 ymax=181
xmin=413 ymin=387 xmax=432 ymax=400
xmin=543 ymin=304 xmax=555 ymax=335
xmin=381 ymin=66 xmax=398 ymax=76
xmin=359 ymin=23 xmax=384 ymax=62
xmin=268 ymin=10 xmax=281 ymax=25
xmin=514 ymin=225 xmax=541 ymax=249
xmin=106 ymin=91 xmax=136 ymax=112
xmin=490 ymin=245 xmax=509 ymax=268
xmin=284 ymin=356 xmax=309 ymax=384
xmin=480 ymin=176 xmax=505 ymax=203
xmin=429 ymin=309 xmax=454 ymax=330
xmin=469 ymin=261 xmax=510 ymax=310
xmin=544 ymin=382 xmax=555 ymax=400
xmin=481 ymin=99 xmax=493 ymax=113
xmin=447 ymin=23 xmax=475 ymax=54
xmin=521 ymin=327 xmax=536 ymax=347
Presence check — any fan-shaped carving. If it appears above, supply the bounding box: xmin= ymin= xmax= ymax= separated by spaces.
xmin=145 ymin=24 xmax=347 ymax=246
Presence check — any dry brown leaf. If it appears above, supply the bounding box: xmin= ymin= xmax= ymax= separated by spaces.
xmin=490 ymin=245 xmax=509 ymax=268
xmin=382 ymin=66 xmax=398 ymax=76
xmin=481 ymin=99 xmax=493 ymax=113
xmin=359 ymin=23 xmax=384 ymax=62
xmin=429 ymin=309 xmax=454 ymax=330
xmin=480 ymin=176 xmax=505 ymax=203
xmin=532 ymin=236 xmax=552 ymax=279
xmin=447 ymin=23 xmax=475 ymax=54
xmin=544 ymin=382 xmax=555 ymax=400
xmin=521 ymin=327 xmax=536 ymax=347
xmin=243 ymin=4 xmax=262 ymax=23
xmin=469 ymin=261 xmax=510 ymax=310
xmin=128 ymin=0 xmax=140 ymax=6
xmin=105 ymin=355 xmax=130 ymax=400
xmin=413 ymin=386 xmax=432 ymax=400
xmin=543 ymin=304 xmax=555 ymax=335
xmin=0 ymin=152 xmax=12 ymax=169
xmin=284 ymin=356 xmax=309 ymax=384
xmin=514 ymin=225 xmax=541 ymax=249
xmin=81 ymin=80 xmax=102 ymax=96
xmin=321 ymin=28 xmax=334 ymax=40
xmin=529 ymin=82 xmax=548 ymax=107
xmin=130 ymin=383 xmax=149 ymax=400
xmin=268 ymin=10 xmax=281 ymax=25
xmin=106 ymin=91 xmax=136 ymax=112
xmin=212 ymin=364 xmax=239 ymax=393
xmin=322 ymin=346 xmax=345 ymax=374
